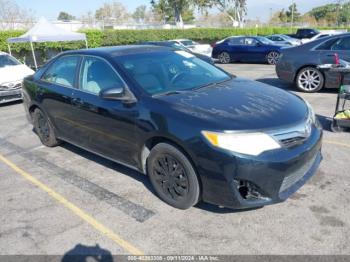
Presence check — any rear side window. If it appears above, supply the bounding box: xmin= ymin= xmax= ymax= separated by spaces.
xmin=42 ymin=56 xmax=79 ymax=87
xmin=316 ymin=38 xmax=340 ymax=50
xmin=79 ymin=56 xmax=125 ymax=95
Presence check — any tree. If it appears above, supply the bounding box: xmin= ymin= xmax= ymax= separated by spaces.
xmin=95 ymin=1 xmax=129 ymax=26
xmin=132 ymin=5 xmax=147 ymax=23
xmin=0 ymin=0 xmax=34 ymax=30
xmin=195 ymin=0 xmax=247 ymax=27
xmin=285 ymin=3 xmax=300 ymax=23
xmin=57 ymin=11 xmax=76 ymax=21
xmin=151 ymin=0 xmax=194 ymax=27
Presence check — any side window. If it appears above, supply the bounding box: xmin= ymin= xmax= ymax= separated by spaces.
xmin=276 ymin=37 xmax=283 ymax=41
xmin=42 ymin=56 xmax=79 ymax=87
xmin=316 ymin=38 xmax=340 ymax=51
xmin=79 ymin=57 xmax=124 ymax=95
xmin=331 ymin=37 xmax=350 ymax=51
xmin=228 ymin=37 xmax=242 ymax=45
xmin=244 ymin=38 xmax=257 ymax=46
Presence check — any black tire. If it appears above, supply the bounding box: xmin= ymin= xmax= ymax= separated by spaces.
xmin=147 ymin=143 xmax=200 ymax=209
xmin=296 ymin=67 xmax=324 ymax=93
xmin=266 ymin=51 xmax=280 ymax=65
xmin=33 ymin=108 xmax=61 ymax=147
xmin=218 ymin=52 xmax=231 ymax=64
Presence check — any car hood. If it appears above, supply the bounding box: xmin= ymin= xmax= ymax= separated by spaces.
xmin=0 ymin=64 xmax=34 ymax=84
xmin=156 ymin=78 xmax=308 ymax=131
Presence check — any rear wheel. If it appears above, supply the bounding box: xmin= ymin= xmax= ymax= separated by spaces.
xmin=218 ymin=52 xmax=231 ymax=64
xmin=33 ymin=108 xmax=61 ymax=147
xmin=296 ymin=67 xmax=324 ymax=93
xmin=266 ymin=51 xmax=280 ymax=65
xmin=147 ymin=143 xmax=200 ymax=209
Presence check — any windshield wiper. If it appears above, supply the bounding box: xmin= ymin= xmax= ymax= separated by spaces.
xmin=152 ymin=90 xmax=189 ymax=97
xmin=193 ymin=77 xmax=232 ymax=91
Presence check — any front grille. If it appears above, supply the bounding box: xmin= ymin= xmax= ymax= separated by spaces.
xmin=0 ymin=83 xmax=22 ymax=92
xmin=271 ymin=118 xmax=312 ymax=148
xmin=279 ymin=136 xmax=307 ymax=147
xmin=279 ymin=154 xmax=318 ymax=193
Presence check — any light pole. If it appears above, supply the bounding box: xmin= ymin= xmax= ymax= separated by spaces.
xmin=290 ymin=2 xmax=295 ymax=29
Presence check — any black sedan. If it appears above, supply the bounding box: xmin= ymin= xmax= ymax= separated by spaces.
xmin=276 ymin=33 xmax=350 ymax=92
xmin=23 ymin=46 xmax=322 ymax=210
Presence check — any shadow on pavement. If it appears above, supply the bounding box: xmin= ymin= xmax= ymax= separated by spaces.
xmin=62 ymin=244 xmax=113 ymax=262
xmin=316 ymin=114 xmax=333 ymax=132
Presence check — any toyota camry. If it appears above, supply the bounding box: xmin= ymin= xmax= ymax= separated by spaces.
xmin=22 ymin=46 xmax=322 ymax=210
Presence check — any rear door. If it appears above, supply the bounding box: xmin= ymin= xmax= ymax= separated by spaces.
xmin=69 ymin=55 xmax=139 ymax=167
xmin=226 ymin=37 xmax=244 ymax=61
xmin=39 ymin=55 xmax=81 ymax=142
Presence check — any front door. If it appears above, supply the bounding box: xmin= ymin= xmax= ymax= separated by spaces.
xmin=69 ymin=56 xmax=139 ymax=167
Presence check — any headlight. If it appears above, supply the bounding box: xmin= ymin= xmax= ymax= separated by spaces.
xmin=202 ymin=131 xmax=281 ymax=156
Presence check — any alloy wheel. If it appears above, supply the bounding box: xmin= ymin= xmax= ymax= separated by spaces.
xmin=219 ymin=52 xmax=230 ymax=64
xmin=267 ymin=51 xmax=280 ymax=65
xmin=152 ymin=154 xmax=189 ymax=200
xmin=297 ymin=68 xmax=323 ymax=92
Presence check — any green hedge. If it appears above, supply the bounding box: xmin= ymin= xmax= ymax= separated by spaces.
xmin=1 ymin=27 xmax=296 ymax=54
xmin=1 ymin=26 xmax=348 ymax=54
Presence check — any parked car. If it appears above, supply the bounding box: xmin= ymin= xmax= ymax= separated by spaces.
xmin=0 ymin=52 xmax=34 ymax=104
xmin=172 ymin=39 xmax=212 ymax=57
xmin=138 ymin=41 xmax=214 ymax=64
xmin=301 ymin=30 xmax=346 ymax=44
xmin=276 ymin=33 xmax=350 ymax=92
xmin=266 ymin=34 xmax=301 ymax=46
xmin=287 ymin=28 xmax=320 ymax=40
xmin=23 ymin=46 xmax=322 ymax=210
xmin=212 ymin=36 xmax=287 ymax=65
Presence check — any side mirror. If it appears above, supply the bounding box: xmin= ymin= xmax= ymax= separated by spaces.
xmin=100 ymin=87 xmax=124 ymax=100
xmin=255 ymin=42 xmax=262 ymax=47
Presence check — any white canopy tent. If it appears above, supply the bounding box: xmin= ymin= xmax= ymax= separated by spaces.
xmin=7 ymin=17 xmax=88 ymax=69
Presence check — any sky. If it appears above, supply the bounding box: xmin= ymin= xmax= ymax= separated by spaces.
xmin=16 ymin=0 xmax=335 ymax=21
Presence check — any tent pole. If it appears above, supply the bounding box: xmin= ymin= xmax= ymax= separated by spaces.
xmin=85 ymin=39 xmax=89 ymax=49
xmin=30 ymin=41 xmax=38 ymax=70
xmin=7 ymin=44 xmax=12 ymax=56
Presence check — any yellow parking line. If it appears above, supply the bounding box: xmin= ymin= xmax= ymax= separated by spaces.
xmin=324 ymin=140 xmax=350 ymax=149
xmin=0 ymin=153 xmax=144 ymax=255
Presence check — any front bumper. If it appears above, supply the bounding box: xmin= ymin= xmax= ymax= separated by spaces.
xmin=194 ymin=125 xmax=323 ymax=209
xmin=0 ymin=89 xmax=22 ymax=104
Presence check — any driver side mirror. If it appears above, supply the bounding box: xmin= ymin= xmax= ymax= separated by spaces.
xmin=255 ymin=42 xmax=262 ymax=47
xmin=100 ymin=86 xmax=124 ymax=100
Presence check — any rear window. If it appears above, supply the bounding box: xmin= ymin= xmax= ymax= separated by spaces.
xmin=316 ymin=38 xmax=340 ymax=50
xmin=0 ymin=55 xmax=21 ymax=68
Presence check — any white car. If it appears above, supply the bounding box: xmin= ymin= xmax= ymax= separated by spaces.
xmin=0 ymin=52 xmax=34 ymax=104
xmin=172 ymin=39 xmax=212 ymax=57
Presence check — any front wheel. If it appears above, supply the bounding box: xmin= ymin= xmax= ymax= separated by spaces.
xmin=296 ymin=67 xmax=324 ymax=93
xmin=147 ymin=143 xmax=200 ymax=209
xmin=33 ymin=108 xmax=61 ymax=147
xmin=266 ymin=51 xmax=280 ymax=65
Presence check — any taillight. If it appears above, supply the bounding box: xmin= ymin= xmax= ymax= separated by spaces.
xmin=334 ymin=53 xmax=340 ymax=65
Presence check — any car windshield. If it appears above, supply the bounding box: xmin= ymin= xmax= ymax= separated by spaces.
xmin=180 ymin=40 xmax=196 ymax=46
xmin=0 ymin=55 xmax=21 ymax=68
xmin=117 ymin=51 xmax=230 ymax=95
xmin=256 ymin=37 xmax=274 ymax=45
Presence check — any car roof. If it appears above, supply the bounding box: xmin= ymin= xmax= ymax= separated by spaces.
xmin=0 ymin=51 xmax=8 ymax=55
xmin=62 ymin=45 xmax=173 ymax=58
